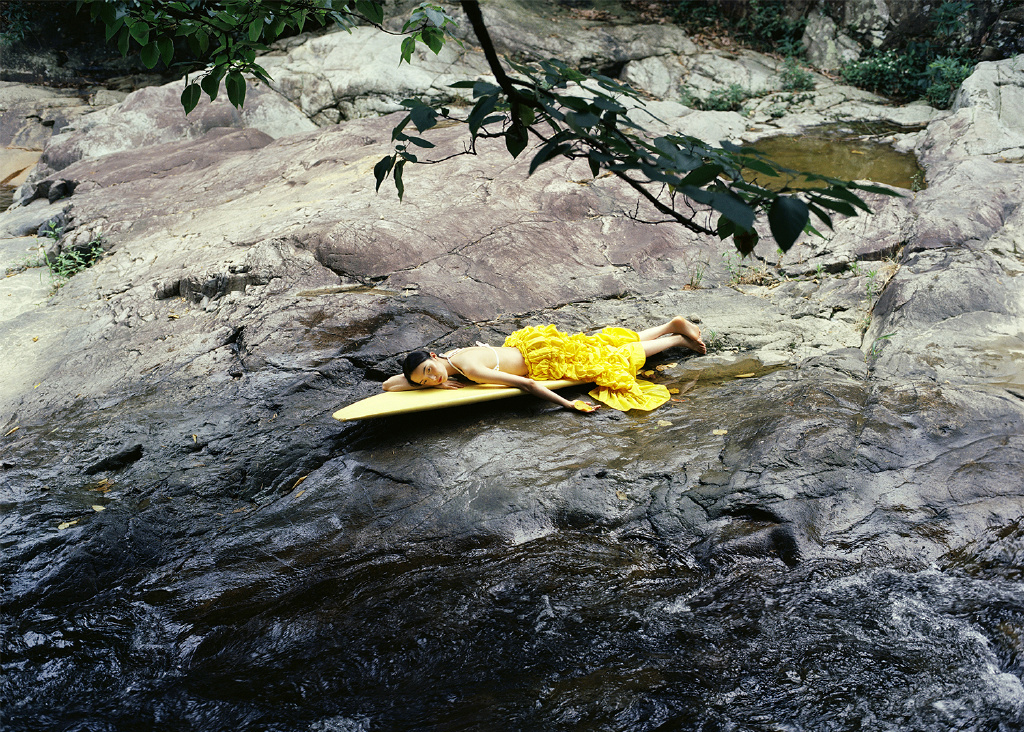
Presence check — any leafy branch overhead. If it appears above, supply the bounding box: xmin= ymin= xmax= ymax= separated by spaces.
xmin=80 ymin=0 xmax=898 ymax=255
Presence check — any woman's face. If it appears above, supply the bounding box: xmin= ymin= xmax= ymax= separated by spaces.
xmin=410 ymin=356 xmax=448 ymax=386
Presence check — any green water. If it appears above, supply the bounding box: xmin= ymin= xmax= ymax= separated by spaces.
xmin=749 ymin=123 xmax=926 ymax=191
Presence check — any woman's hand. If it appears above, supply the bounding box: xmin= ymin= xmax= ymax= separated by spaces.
xmin=437 ymin=379 xmax=464 ymax=390
xmin=571 ymin=400 xmax=599 ymax=413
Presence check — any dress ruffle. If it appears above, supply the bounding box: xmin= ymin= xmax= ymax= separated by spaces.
xmin=503 ymin=325 xmax=670 ymax=412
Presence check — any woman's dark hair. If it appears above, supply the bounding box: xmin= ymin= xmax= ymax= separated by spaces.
xmin=402 ymin=350 xmax=431 ymax=383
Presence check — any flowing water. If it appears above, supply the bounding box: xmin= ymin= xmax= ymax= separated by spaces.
xmin=4 ymin=370 xmax=1024 ymax=730
xmin=4 ymin=528 xmax=1023 ymax=730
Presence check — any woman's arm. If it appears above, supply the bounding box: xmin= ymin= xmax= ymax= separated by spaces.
xmin=467 ymin=369 xmax=598 ymax=412
xmin=382 ymin=374 xmax=464 ymax=391
xmin=382 ymin=374 xmax=424 ymax=391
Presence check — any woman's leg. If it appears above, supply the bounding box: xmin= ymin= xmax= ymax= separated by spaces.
xmin=638 ymin=317 xmax=706 ymax=355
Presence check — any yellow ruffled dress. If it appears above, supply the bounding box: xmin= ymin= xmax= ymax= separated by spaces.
xmin=503 ymin=325 xmax=670 ymax=412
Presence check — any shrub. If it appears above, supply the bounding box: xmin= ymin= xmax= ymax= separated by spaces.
xmin=925 ymin=56 xmax=975 ymax=107
xmin=671 ymin=0 xmax=809 ymax=57
xmin=684 ymin=84 xmax=755 ymax=112
xmin=780 ymin=57 xmax=815 ymax=92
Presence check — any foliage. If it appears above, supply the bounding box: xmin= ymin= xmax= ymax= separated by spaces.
xmin=684 ymin=83 xmax=757 ymax=112
xmin=924 ymin=56 xmax=974 ymax=107
xmin=839 ymin=50 xmax=919 ymax=100
xmin=80 ymin=0 xmax=896 ymax=256
xmin=0 ymin=0 xmax=31 ymax=44
xmin=838 ymin=1 xmax=976 ymax=109
xmin=672 ymin=0 xmax=809 ymax=57
xmin=779 ymin=57 xmax=815 ymax=92
xmin=40 ymin=222 xmax=105 ymax=289
xmin=77 ymin=0 xmax=460 ymax=112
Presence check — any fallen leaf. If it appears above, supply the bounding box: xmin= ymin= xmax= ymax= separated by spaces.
xmin=34 ymin=383 xmax=41 ymax=389
xmin=168 ymin=313 xmax=179 ymax=319
xmin=295 ymin=490 xmax=305 ymax=499
xmin=665 ymin=362 xmax=678 ymax=368
xmin=32 ymin=336 xmax=38 ymax=342
xmin=736 ymin=372 xmax=756 ymax=378
xmin=713 ymin=429 xmax=728 ymax=435
xmin=3 ymin=426 xmax=18 ymax=437
xmin=92 ymin=505 xmax=105 ymax=512
xmin=192 ymin=434 xmax=197 ymax=443
xmin=657 ymin=420 xmax=672 ymax=427
xmin=642 ymin=370 xmax=655 ymax=377
xmin=615 ymin=490 xmax=628 ymax=500
xmin=655 ymin=364 xmax=668 ymax=371
xmin=677 ymin=378 xmax=698 ymax=396
xmin=58 ymin=520 xmax=79 ymax=530
xmin=292 ymin=475 xmax=308 ymax=491
xmin=668 ymin=388 xmax=680 ymax=394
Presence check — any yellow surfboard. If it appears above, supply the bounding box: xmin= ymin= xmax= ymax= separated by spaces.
xmin=332 ymin=379 xmax=586 ymax=421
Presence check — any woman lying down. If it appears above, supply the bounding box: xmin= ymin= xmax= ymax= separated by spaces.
xmin=383 ymin=317 xmax=706 ymax=413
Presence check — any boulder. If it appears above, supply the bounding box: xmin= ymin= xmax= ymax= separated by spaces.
xmin=257 ymin=26 xmax=490 ymax=125
xmin=801 ymin=8 xmax=863 ymax=71
xmin=32 ymin=77 xmax=317 ymax=178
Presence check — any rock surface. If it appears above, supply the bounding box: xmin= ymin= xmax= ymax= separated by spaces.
xmin=2 ymin=8 xmax=1023 ymax=729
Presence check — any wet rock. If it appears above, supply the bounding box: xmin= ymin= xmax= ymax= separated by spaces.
xmin=1 ymin=9 xmax=1024 ymax=728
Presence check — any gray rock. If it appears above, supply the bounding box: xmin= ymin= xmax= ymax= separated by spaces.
xmin=802 ymin=9 xmax=862 ymax=71
xmin=35 ymin=77 xmax=317 ymax=175
xmin=2 ymin=16 xmax=1024 ymax=729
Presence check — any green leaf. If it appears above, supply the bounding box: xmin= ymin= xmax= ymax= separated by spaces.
xmin=448 ymin=80 xmax=477 ymax=89
xmin=248 ymin=17 xmax=264 ymax=42
xmin=394 ymin=159 xmax=406 ymax=200
xmin=140 ymin=41 xmax=160 ymax=69
xmin=104 ymin=17 xmax=124 ymax=41
xmin=201 ymin=67 xmax=225 ymax=101
xmin=850 ymin=182 xmax=904 ymax=197
xmin=738 ymin=156 xmax=780 ymax=178
xmin=678 ymin=163 xmax=723 ymax=188
xmin=391 ymin=114 xmax=411 ymax=141
xmin=225 ymin=70 xmax=246 ymax=109
xmin=158 ymin=36 xmax=174 ymax=66
xmin=181 ymin=82 xmax=202 ymax=114
xmin=420 ymin=26 xmax=444 ymax=54
xmin=734 ymin=227 xmax=759 ymax=256
xmin=528 ymin=139 xmax=571 ymax=176
xmin=116 ymin=26 xmax=130 ymax=56
xmin=196 ymin=28 xmax=209 ymax=54
xmin=467 ymin=94 xmax=498 ymax=136
xmin=127 ymin=20 xmax=150 ymax=46
xmin=248 ymin=62 xmax=273 ymax=85
xmin=373 ymin=155 xmax=394 ymax=191
xmin=810 ymin=195 xmax=857 ymax=217
xmin=807 ymin=201 xmax=834 ymax=231
xmin=400 ymin=36 xmax=416 ymax=65
xmin=423 ymin=6 xmax=445 ymax=27
xmin=472 ymin=81 xmax=501 ymax=98
xmin=818 ymin=185 xmax=871 ymax=212
xmin=505 ymin=121 xmax=528 ymax=158
xmin=355 ymin=0 xmax=385 ymax=25
xmin=768 ymin=195 xmax=809 ymax=252
xmin=409 ymin=104 xmax=437 ymax=132
xmin=407 ymin=136 xmax=435 ymax=149
xmin=717 ymin=216 xmax=735 ymax=240
xmin=587 ymin=153 xmax=601 ymax=178
xmin=566 ymin=111 xmax=600 ymax=130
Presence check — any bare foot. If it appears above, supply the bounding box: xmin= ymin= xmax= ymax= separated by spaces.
xmin=671 ymin=316 xmax=707 ymax=354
